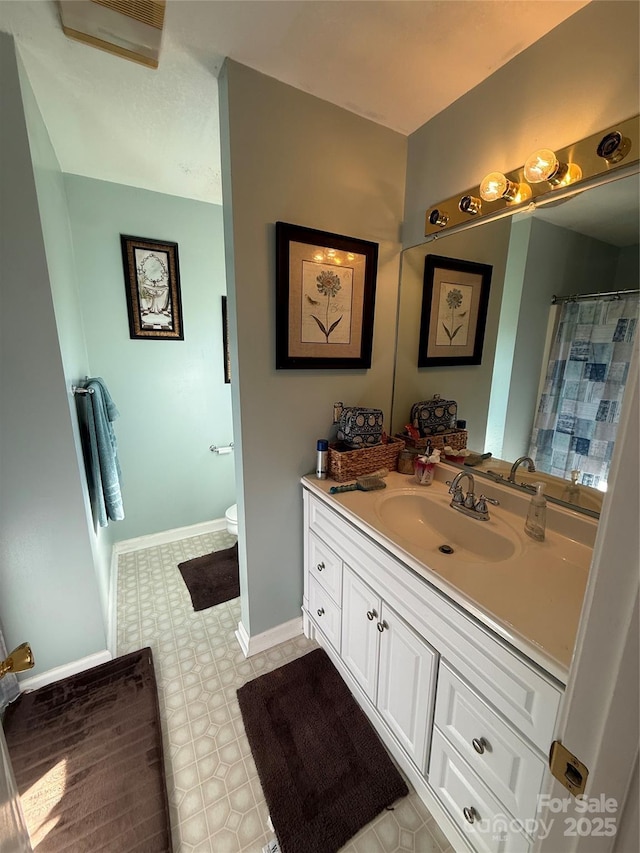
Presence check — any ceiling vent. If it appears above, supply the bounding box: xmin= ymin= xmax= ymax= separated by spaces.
xmin=58 ymin=0 xmax=166 ymax=69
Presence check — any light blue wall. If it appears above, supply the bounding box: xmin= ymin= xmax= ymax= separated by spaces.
xmin=64 ymin=176 xmax=234 ymax=541
xmin=0 ymin=34 xmax=106 ymax=675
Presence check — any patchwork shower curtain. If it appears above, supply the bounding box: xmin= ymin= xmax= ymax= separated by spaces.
xmin=529 ymin=293 xmax=639 ymax=490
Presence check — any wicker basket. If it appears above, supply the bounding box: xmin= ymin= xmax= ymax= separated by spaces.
xmin=395 ymin=429 xmax=468 ymax=453
xmin=328 ymin=437 xmax=405 ymax=482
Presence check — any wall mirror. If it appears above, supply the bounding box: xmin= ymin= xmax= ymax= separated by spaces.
xmin=392 ymin=168 xmax=640 ymax=519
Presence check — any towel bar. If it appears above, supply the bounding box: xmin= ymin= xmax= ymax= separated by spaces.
xmin=72 ymin=385 xmax=94 ymax=395
xmin=210 ymin=443 xmax=234 ymax=454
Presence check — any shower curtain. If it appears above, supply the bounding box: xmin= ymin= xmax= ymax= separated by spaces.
xmin=528 ymin=293 xmax=639 ymax=490
xmin=0 ymin=624 xmax=19 ymax=714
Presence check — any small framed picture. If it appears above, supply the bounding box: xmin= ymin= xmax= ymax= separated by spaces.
xmin=120 ymin=235 xmax=184 ymax=340
xmin=418 ymin=255 xmax=492 ymax=366
xmin=275 ymin=222 xmax=379 ymax=369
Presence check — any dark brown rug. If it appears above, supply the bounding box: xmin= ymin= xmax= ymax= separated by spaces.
xmin=237 ymin=647 xmax=408 ymax=853
xmin=3 ymin=648 xmax=172 ymax=853
xmin=178 ymin=542 xmax=239 ymax=611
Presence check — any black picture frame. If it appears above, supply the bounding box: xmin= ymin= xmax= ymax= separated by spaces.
xmin=418 ymin=255 xmax=492 ymax=367
xmin=221 ymin=295 xmax=231 ymax=384
xmin=120 ymin=234 xmax=184 ymax=340
xmin=275 ymin=222 xmax=379 ymax=369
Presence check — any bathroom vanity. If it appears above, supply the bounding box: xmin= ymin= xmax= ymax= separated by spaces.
xmin=301 ymin=467 xmax=596 ymax=853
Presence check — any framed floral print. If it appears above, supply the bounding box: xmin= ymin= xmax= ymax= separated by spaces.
xmin=121 ymin=235 xmax=184 ymax=340
xmin=418 ymin=255 xmax=492 ymax=366
xmin=275 ymin=222 xmax=379 ymax=369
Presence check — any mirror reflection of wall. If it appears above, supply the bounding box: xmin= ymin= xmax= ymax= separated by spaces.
xmin=392 ymin=172 xmax=640 ymax=516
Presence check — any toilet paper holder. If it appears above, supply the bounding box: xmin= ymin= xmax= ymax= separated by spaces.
xmin=209 ymin=442 xmax=234 ymax=455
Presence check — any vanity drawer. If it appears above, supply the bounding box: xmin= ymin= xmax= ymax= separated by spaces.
xmin=308 ymin=531 xmax=342 ymax=604
xmin=308 ymin=575 xmax=341 ymax=652
xmin=435 ymin=663 xmax=546 ymax=825
xmin=430 ymin=728 xmax=530 ymax=853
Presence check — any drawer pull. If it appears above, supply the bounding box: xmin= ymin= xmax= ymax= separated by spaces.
xmin=376 ymin=620 xmax=388 ymax=633
xmin=472 ymin=737 xmax=488 ymax=755
xmin=366 ymin=609 xmax=378 ymax=621
xmin=316 ymin=562 xmax=325 ymax=572
xmin=317 ymin=608 xmax=325 ymax=617
xmin=463 ymin=806 xmax=479 ymax=824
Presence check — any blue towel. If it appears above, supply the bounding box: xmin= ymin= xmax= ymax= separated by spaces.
xmin=83 ymin=377 xmax=124 ymax=527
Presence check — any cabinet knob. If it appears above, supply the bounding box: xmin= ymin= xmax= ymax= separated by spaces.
xmin=463 ymin=806 xmax=479 ymax=824
xmin=366 ymin=609 xmax=378 ymax=621
xmin=317 ymin=608 xmax=325 ymax=617
xmin=316 ymin=562 xmax=325 ymax=572
xmin=376 ymin=620 xmax=388 ymax=633
xmin=472 ymin=737 xmax=488 ymax=755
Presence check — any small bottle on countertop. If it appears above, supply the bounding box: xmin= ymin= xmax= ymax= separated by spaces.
xmin=524 ymin=481 xmax=547 ymax=541
xmin=316 ymin=439 xmax=329 ymax=480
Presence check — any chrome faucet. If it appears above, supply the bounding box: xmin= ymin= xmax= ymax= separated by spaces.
xmin=508 ymin=456 xmax=536 ymax=484
xmin=446 ymin=471 xmax=499 ymax=521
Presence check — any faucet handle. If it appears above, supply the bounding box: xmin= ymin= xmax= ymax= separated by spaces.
xmin=475 ymin=494 xmax=500 ymax=513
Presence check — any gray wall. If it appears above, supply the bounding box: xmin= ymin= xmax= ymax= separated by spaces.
xmin=64 ymin=176 xmax=234 ymax=541
xmin=403 ymin=1 xmax=640 ymax=248
xmin=219 ymin=61 xmax=407 ymax=637
xmin=0 ymin=34 xmax=106 ymax=675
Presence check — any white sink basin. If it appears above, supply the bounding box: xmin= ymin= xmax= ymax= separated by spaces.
xmin=373 ymin=487 xmax=522 ymax=564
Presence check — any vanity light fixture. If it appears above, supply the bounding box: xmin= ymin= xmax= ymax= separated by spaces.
xmin=424 ymin=115 xmax=638 ymax=238
xmin=459 ymin=195 xmax=482 ymax=215
xmin=523 ymin=148 xmax=582 ymax=187
xmin=597 ymin=130 xmax=631 ymax=164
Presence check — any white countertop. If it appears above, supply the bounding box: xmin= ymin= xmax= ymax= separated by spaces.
xmin=302 ymin=466 xmax=596 ymax=684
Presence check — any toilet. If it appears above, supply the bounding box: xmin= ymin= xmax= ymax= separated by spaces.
xmin=225 ymin=503 xmax=238 ymax=536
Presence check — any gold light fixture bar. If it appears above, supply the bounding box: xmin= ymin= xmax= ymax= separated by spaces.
xmin=425 ymin=115 xmax=639 ymax=238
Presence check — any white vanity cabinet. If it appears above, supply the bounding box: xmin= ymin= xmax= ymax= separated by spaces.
xmin=302 ymin=486 xmax=565 ymax=853
xmin=341 ymin=564 xmax=438 ymax=771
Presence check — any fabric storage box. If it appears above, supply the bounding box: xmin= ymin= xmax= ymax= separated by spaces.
xmin=336 ymin=406 xmax=384 ymax=448
xmin=329 ymin=437 xmax=405 ymax=482
xmin=410 ymin=395 xmax=457 ymax=436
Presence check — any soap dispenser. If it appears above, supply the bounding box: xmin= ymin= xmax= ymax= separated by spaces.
xmin=562 ymin=469 xmax=581 ymax=505
xmin=524 ymin=482 xmax=546 ymax=541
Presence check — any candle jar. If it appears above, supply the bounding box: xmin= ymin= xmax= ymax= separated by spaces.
xmin=414 ymin=457 xmax=435 ymax=486
xmin=397 ymin=448 xmax=418 ymax=475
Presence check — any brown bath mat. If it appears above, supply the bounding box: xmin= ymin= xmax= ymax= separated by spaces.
xmin=3 ymin=648 xmax=172 ymax=852
xmin=178 ymin=542 xmax=239 ymax=611
xmin=237 ymin=647 xmax=408 ymax=853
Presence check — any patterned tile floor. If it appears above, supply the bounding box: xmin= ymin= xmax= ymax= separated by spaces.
xmin=117 ymin=531 xmax=455 ymax=853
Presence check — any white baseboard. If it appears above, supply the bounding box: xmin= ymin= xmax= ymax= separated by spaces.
xmin=235 ymin=616 xmax=303 ymax=658
xmin=19 ymin=650 xmax=112 ymax=692
xmin=113 ymin=517 xmax=227 ymax=555
xmin=107 ymin=546 xmax=119 ymax=657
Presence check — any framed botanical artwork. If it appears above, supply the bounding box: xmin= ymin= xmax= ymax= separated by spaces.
xmin=275 ymin=222 xmax=379 ymax=369
xmin=120 ymin=235 xmax=184 ymax=340
xmin=418 ymin=255 xmax=493 ymax=366
xmin=221 ymin=295 xmax=231 ymax=384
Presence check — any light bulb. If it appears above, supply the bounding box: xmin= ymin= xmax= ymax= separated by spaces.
xmin=524 ymin=149 xmax=560 ymax=183
xmin=480 ymin=172 xmax=519 ymax=202
xmin=524 ymin=148 xmax=581 ymax=187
